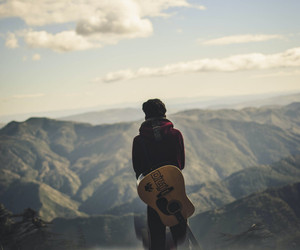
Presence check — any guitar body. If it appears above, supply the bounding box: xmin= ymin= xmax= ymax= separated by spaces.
xmin=137 ymin=165 xmax=195 ymax=227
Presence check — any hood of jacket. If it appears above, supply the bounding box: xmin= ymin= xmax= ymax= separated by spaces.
xmin=139 ymin=117 xmax=173 ymax=141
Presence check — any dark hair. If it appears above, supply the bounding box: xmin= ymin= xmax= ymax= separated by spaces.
xmin=142 ymin=99 xmax=167 ymax=119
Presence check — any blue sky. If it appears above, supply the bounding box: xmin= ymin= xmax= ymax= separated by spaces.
xmin=1 ymin=0 xmax=300 ymax=117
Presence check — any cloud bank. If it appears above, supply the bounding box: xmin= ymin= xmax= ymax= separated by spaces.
xmin=0 ymin=0 xmax=205 ymax=52
xmin=23 ymin=30 xmax=102 ymax=52
xmin=202 ymin=34 xmax=284 ymax=46
xmin=99 ymin=47 xmax=300 ymax=82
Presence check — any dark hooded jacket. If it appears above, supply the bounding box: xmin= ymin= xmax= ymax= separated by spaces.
xmin=132 ymin=118 xmax=185 ymax=179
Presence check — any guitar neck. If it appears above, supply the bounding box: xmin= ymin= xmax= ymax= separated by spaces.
xmin=186 ymin=225 xmax=202 ymax=250
xmin=174 ymin=211 xmax=202 ymax=250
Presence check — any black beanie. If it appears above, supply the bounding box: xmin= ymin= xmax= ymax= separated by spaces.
xmin=142 ymin=99 xmax=167 ymax=119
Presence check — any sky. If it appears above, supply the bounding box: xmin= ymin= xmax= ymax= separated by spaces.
xmin=0 ymin=0 xmax=300 ymax=118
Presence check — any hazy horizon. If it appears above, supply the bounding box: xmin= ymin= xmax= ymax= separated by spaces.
xmin=0 ymin=90 xmax=299 ymax=124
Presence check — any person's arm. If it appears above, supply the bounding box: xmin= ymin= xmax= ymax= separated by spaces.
xmin=132 ymin=136 xmax=142 ymax=179
xmin=177 ymin=131 xmax=185 ymax=170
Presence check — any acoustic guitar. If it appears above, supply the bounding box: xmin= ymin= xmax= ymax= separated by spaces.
xmin=137 ymin=165 xmax=202 ymax=249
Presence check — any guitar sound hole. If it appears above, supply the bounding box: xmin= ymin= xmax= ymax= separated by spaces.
xmin=167 ymin=200 xmax=182 ymax=214
xmin=156 ymin=197 xmax=171 ymax=215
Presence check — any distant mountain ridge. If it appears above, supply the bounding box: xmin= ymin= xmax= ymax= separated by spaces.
xmin=209 ymin=92 xmax=300 ymax=110
xmin=1 ymin=92 xmax=299 ymax=126
xmin=174 ymin=102 xmax=300 ymax=131
xmin=0 ymin=103 xmax=300 ymax=220
xmin=60 ymin=92 xmax=300 ymax=125
xmin=60 ymin=107 xmax=143 ymax=125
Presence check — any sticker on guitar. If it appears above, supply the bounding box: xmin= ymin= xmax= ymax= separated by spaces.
xmin=150 ymin=170 xmax=168 ymax=192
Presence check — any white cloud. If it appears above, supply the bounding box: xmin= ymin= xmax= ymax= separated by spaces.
xmin=5 ymin=32 xmax=18 ymax=48
xmin=136 ymin=0 xmax=205 ymax=17
xmin=22 ymin=27 xmax=154 ymax=52
xmin=0 ymin=0 xmax=89 ymax=26
xmin=0 ymin=0 xmax=201 ymax=26
xmin=24 ymin=30 xmax=101 ymax=52
xmin=202 ymin=34 xmax=284 ymax=46
xmin=32 ymin=53 xmax=41 ymax=61
xmin=98 ymin=47 xmax=300 ymax=82
xmin=75 ymin=1 xmax=152 ymax=37
xmin=0 ymin=0 xmax=205 ymax=52
xmin=101 ymin=70 xmax=136 ymax=83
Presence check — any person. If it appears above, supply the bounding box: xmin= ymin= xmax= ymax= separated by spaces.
xmin=132 ymin=98 xmax=187 ymax=250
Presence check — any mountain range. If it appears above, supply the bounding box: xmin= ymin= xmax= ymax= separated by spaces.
xmin=0 ymin=103 xmax=300 ymax=221
xmin=0 ymin=101 xmax=300 ymax=249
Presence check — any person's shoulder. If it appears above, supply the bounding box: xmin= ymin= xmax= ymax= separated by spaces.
xmin=170 ymin=127 xmax=183 ymax=137
xmin=133 ymin=134 xmax=142 ymax=143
